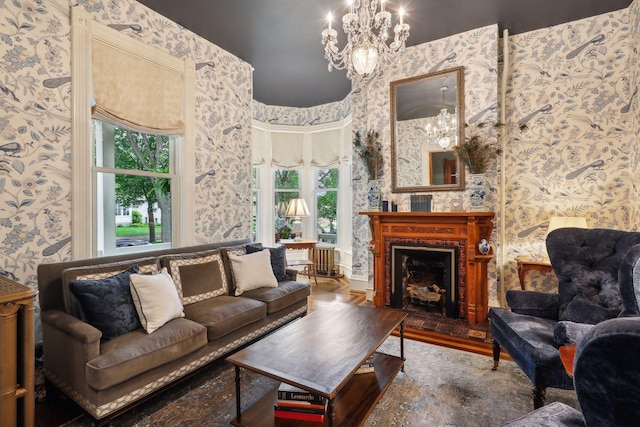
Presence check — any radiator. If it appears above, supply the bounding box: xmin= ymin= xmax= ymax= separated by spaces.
xmin=315 ymin=245 xmax=337 ymax=276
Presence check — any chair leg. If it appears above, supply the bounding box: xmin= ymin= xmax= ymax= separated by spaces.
xmin=491 ymin=339 xmax=500 ymax=371
xmin=532 ymin=385 xmax=546 ymax=409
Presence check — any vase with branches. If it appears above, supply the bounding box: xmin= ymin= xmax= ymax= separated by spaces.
xmin=353 ymin=129 xmax=383 ymax=180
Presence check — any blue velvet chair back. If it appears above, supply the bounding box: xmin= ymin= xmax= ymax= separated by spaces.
xmin=547 ymin=228 xmax=640 ymax=324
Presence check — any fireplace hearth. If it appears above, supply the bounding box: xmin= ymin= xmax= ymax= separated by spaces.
xmin=391 ymin=243 xmax=458 ymax=318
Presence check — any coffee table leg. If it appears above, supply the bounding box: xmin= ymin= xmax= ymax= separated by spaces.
xmin=400 ymin=320 xmax=405 ymax=372
xmin=234 ymin=366 xmax=242 ymax=422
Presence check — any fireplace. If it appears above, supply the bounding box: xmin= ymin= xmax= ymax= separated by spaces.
xmin=361 ymin=212 xmax=494 ymax=324
xmin=390 ymin=244 xmax=458 ymax=318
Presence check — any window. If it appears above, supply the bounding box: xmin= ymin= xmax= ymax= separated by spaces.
xmin=71 ymin=6 xmax=195 ymax=259
xmin=95 ymin=122 xmax=175 ymax=254
xmin=274 ymin=170 xmax=300 ymax=239
xmin=316 ymin=168 xmax=338 ymax=244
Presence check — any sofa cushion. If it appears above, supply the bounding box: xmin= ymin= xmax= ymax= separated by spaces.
xmin=69 ymin=266 xmax=141 ymax=341
xmin=161 ymin=250 xmax=229 ymax=304
xmin=182 ymin=295 xmax=266 ymax=341
xmin=228 ymin=250 xmax=278 ymax=296
xmin=130 ymin=268 xmax=185 ymax=333
xmin=62 ymin=257 xmax=160 ymax=319
xmin=241 ymin=280 xmax=310 ymax=314
xmin=86 ymin=318 xmax=207 ymax=391
xmin=246 ymin=244 xmax=290 ymax=282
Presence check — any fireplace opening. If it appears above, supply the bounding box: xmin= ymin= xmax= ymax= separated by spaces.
xmin=390 ymin=244 xmax=458 ymax=318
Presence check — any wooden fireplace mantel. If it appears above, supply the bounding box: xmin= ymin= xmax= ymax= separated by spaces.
xmin=361 ymin=211 xmax=495 ymax=324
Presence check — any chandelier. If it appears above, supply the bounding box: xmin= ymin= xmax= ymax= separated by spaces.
xmin=321 ymin=0 xmax=410 ymax=79
xmin=425 ymin=86 xmax=458 ymax=150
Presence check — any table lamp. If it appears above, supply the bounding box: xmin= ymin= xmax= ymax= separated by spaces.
xmin=547 ymin=216 xmax=588 ymax=234
xmin=285 ymin=198 xmax=310 ymax=241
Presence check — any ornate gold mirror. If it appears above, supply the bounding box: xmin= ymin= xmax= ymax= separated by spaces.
xmin=391 ymin=66 xmax=465 ymax=192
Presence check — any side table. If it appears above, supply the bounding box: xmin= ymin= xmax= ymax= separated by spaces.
xmin=0 ymin=277 xmax=37 ymax=427
xmin=515 ymin=256 xmax=553 ymax=290
xmin=278 ymin=239 xmax=318 ymax=286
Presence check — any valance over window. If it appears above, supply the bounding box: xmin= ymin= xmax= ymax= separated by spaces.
xmin=91 ymin=39 xmax=184 ymax=135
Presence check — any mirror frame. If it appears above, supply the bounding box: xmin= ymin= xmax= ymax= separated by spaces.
xmin=390 ymin=66 xmax=465 ymax=193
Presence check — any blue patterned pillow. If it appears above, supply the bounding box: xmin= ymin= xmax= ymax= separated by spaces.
xmin=246 ymin=244 xmax=289 ymax=282
xmin=69 ymin=266 xmax=141 ymax=341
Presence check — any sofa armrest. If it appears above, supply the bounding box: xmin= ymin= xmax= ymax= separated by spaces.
xmin=41 ymin=310 xmax=101 ymax=388
xmin=286 ymin=268 xmax=298 ymax=281
xmin=506 ymin=290 xmax=559 ymax=319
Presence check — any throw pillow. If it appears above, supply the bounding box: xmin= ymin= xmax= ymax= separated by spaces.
xmin=560 ymin=293 xmax=620 ymax=324
xmin=69 ymin=265 xmax=141 ymax=341
xmin=246 ymin=244 xmax=290 ymax=282
xmin=228 ymin=250 xmax=278 ymax=296
xmin=161 ymin=250 xmax=228 ymax=304
xmin=129 ymin=267 xmax=185 ymax=334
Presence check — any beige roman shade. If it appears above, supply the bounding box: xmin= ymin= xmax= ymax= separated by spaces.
xmin=252 ymin=127 xmax=265 ymax=165
xmin=91 ymin=39 xmax=184 ymax=135
xmin=311 ymin=129 xmax=340 ymax=167
xmin=271 ymin=132 xmax=303 ymax=168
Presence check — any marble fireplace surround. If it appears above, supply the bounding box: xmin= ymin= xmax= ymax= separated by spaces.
xmin=362 ymin=212 xmax=495 ymax=325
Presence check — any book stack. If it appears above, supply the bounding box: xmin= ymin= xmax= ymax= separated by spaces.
xmin=410 ymin=194 xmax=432 ymax=212
xmin=274 ymin=383 xmax=328 ymax=422
xmin=355 ymin=355 xmax=375 ymax=374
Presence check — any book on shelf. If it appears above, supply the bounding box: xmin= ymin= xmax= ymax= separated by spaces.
xmin=276 ymin=399 xmax=328 ymax=411
xmin=274 ymin=402 xmax=328 ymax=415
xmin=355 ymin=355 xmax=376 ymax=374
xmin=277 ymin=383 xmax=327 ymax=405
xmin=274 ymin=408 xmax=325 ymax=422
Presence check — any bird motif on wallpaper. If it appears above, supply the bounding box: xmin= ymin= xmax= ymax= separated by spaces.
xmin=518 ymin=104 xmax=552 ymax=127
xmin=468 ymin=103 xmax=498 ymax=124
xmin=565 ymin=159 xmax=605 ymax=180
xmin=565 ymin=34 xmax=605 ymax=59
xmin=43 ymin=77 xmax=71 ymax=88
xmin=621 ymin=86 xmax=637 ymax=113
xmin=428 ymin=52 xmax=457 ymax=73
xmin=107 ymin=24 xmax=142 ymax=33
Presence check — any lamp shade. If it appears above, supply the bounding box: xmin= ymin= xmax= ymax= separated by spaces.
xmin=547 ymin=216 xmax=588 ymax=234
xmin=276 ymin=201 xmax=288 ymax=218
xmin=285 ymin=198 xmax=310 ymax=217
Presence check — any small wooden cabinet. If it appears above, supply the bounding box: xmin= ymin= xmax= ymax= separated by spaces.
xmin=0 ymin=277 xmax=37 ymax=427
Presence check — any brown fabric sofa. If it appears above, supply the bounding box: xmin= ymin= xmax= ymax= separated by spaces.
xmin=37 ymin=239 xmax=310 ymax=420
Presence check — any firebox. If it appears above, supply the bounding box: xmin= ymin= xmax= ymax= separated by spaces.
xmin=390 ymin=243 xmax=458 ymax=318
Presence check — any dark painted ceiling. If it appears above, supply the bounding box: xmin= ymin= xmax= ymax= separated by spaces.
xmin=137 ymin=0 xmax=632 ymax=108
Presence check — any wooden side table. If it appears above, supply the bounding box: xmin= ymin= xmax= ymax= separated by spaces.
xmin=515 ymin=255 xmax=553 ymax=290
xmin=278 ymin=239 xmax=318 ymax=286
xmin=0 ymin=277 xmax=37 ymax=427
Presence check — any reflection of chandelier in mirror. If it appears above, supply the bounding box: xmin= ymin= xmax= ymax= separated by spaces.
xmin=321 ymin=0 xmax=410 ymax=79
xmin=425 ymin=86 xmax=457 ymax=150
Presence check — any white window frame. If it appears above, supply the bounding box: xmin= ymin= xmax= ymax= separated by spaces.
xmin=252 ymin=116 xmax=352 ymax=265
xmin=71 ymin=7 xmax=195 ymax=258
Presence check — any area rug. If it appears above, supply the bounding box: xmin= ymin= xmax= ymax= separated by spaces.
xmin=58 ymin=337 xmax=577 ymax=427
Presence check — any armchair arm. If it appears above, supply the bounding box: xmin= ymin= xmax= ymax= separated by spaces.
xmin=554 ymin=320 xmax=594 ymax=346
xmin=41 ymin=310 xmax=101 ymax=389
xmin=506 ymin=290 xmax=559 ymax=319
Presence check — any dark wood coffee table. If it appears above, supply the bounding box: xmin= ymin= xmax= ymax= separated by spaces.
xmin=226 ymin=302 xmax=407 ymax=426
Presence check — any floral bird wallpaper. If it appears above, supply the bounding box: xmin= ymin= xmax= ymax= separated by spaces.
xmin=1 ymin=0 xmax=640 ymax=341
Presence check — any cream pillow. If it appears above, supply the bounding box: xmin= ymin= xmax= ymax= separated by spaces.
xmin=129 ymin=268 xmax=185 ymax=334
xmin=228 ymin=250 xmax=278 ymax=296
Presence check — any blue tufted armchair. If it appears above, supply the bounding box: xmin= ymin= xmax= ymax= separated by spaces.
xmin=489 ymin=228 xmax=640 ymax=409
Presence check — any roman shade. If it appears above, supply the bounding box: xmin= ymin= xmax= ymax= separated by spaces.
xmin=311 ymin=129 xmax=340 ymax=167
xmin=271 ymin=132 xmax=303 ymax=168
xmin=91 ymin=39 xmax=184 ymax=135
xmin=252 ymin=127 xmax=265 ymax=165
